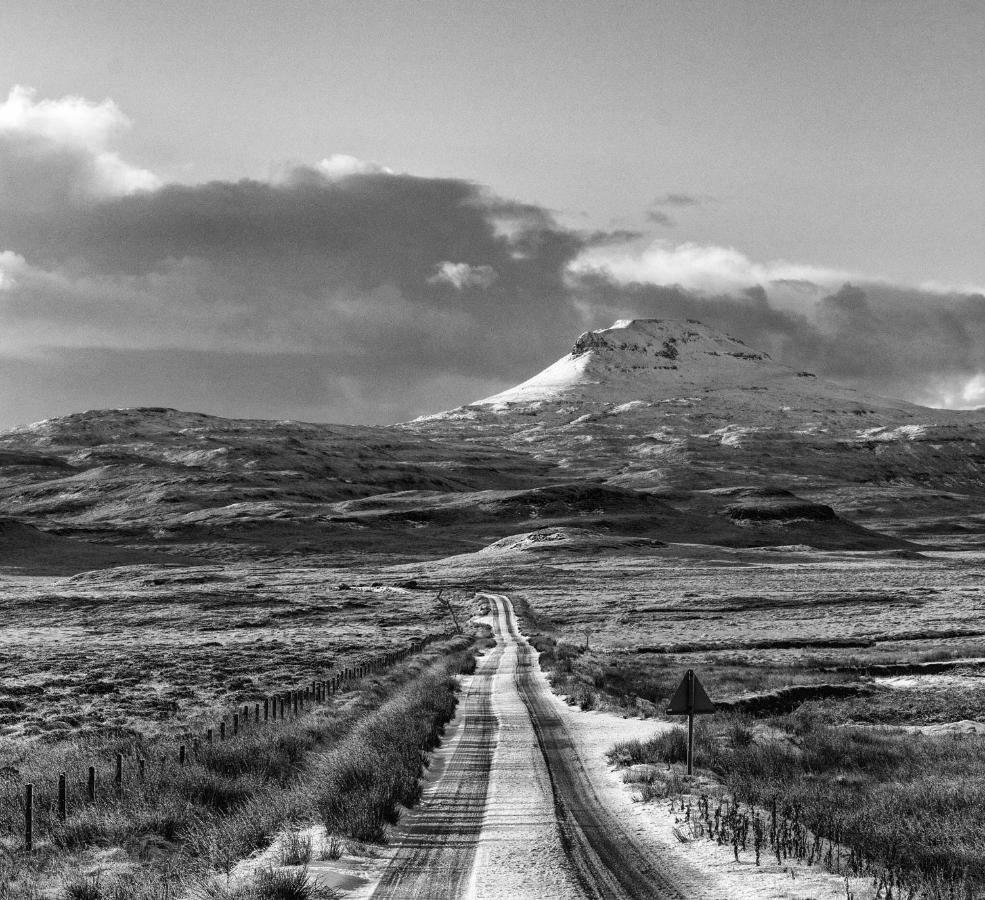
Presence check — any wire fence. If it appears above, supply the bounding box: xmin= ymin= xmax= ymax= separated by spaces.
xmin=1 ymin=632 xmax=450 ymax=851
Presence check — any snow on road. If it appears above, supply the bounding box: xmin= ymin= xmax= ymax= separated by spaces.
xmin=314 ymin=593 xmax=873 ymax=900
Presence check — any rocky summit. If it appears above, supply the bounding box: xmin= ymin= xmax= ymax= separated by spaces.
xmin=407 ymin=319 xmax=985 ymax=497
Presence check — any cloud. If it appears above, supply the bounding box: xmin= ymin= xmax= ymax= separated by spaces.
xmin=572 ymin=239 xmax=855 ymax=295
xmin=569 ymin=252 xmax=985 ymax=410
xmin=1 ymin=85 xmax=984 ymax=425
xmin=0 ymin=85 xmax=159 ymax=210
xmin=427 ymin=262 xmax=498 ymax=290
xmin=645 ymin=210 xmax=675 ymax=227
xmin=316 ymin=154 xmax=393 ymax=179
xmin=651 ymin=192 xmax=715 ymax=207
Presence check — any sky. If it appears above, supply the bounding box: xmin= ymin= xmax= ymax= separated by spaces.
xmin=0 ymin=0 xmax=983 ymax=427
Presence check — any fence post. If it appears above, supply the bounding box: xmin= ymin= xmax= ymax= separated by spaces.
xmin=220 ymin=721 xmax=226 ymax=741
xmin=24 ymin=783 xmax=33 ymax=851
xmin=87 ymin=766 xmax=95 ymax=802
xmin=255 ymin=702 xmax=260 ymax=722
xmin=207 ymin=727 xmax=214 ymax=744
xmin=115 ymin=753 xmax=123 ymax=791
xmin=138 ymin=757 xmax=145 ymax=781
xmin=179 ymin=745 xmax=186 ymax=767
xmin=58 ymin=772 xmax=66 ymax=821
xmin=233 ymin=714 xmax=239 ymax=736
xmin=264 ymin=697 xmax=269 ymax=721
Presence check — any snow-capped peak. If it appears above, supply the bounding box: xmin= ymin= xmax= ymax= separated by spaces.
xmin=475 ymin=318 xmax=786 ymax=407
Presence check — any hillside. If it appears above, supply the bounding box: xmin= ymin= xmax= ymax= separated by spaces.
xmin=2 ymin=320 xmax=982 ymax=566
xmin=405 ymin=319 xmax=985 ymax=542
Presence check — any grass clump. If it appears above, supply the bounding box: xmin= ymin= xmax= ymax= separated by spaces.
xmin=612 ymin=714 xmax=985 ymax=898
xmin=190 ymin=867 xmax=338 ymax=900
xmin=313 ymin=669 xmax=459 ymax=843
xmin=277 ymin=830 xmax=313 ymax=866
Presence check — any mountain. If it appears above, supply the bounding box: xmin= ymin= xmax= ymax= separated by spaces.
xmin=2 ymin=319 xmax=982 ymax=568
xmin=406 ymin=319 xmax=985 ymax=501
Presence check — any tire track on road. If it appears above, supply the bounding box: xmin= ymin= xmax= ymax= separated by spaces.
xmin=369 ymin=608 xmax=504 ymax=899
xmin=501 ymin=594 xmax=691 ymax=900
xmin=371 ymin=595 xmax=693 ymax=900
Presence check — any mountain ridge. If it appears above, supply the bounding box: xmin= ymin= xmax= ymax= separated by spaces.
xmin=0 ymin=319 xmax=982 ymax=563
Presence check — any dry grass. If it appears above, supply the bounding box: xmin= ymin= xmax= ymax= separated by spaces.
xmin=0 ymin=565 xmax=469 ymax=743
xmin=610 ymin=713 xmax=985 ymax=898
xmin=312 ymin=667 xmax=461 ymax=843
xmin=0 ymin=637 xmax=482 ymax=899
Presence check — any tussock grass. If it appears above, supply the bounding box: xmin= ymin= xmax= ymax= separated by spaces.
xmin=611 ymin=713 xmax=985 ymax=897
xmin=313 ymin=669 xmax=461 ymax=843
xmin=189 ymin=867 xmax=339 ymax=900
xmin=277 ymin=830 xmax=313 ymax=866
xmin=0 ymin=639 xmax=482 ymax=900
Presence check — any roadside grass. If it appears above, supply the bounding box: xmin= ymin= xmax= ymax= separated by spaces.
xmin=529 ymin=628 xmax=985 ymax=724
xmin=529 ymin=634 xmax=866 ymax=715
xmin=0 ymin=637 xmax=485 ymax=900
xmin=610 ymin=712 xmax=985 ymax=898
xmin=190 ymin=865 xmax=339 ymax=900
xmin=312 ymin=668 xmax=460 ymax=842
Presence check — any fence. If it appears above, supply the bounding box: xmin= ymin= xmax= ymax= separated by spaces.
xmin=3 ymin=632 xmax=450 ymax=852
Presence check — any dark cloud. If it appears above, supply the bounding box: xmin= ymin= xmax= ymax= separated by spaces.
xmin=582 ymin=229 xmax=644 ymax=247
xmin=651 ymin=192 xmax=715 ymax=208
xmin=2 ymin=87 xmax=985 ymax=424
xmin=0 ymin=347 xmax=509 ymax=426
xmin=645 ymin=210 xmax=675 ymax=227
xmin=0 ymin=149 xmax=589 ymax=423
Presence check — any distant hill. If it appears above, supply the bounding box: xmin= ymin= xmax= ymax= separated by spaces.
xmin=2 ymin=320 xmax=982 ymax=566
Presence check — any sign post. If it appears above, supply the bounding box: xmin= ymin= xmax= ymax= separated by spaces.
xmin=666 ymin=669 xmax=715 ymax=776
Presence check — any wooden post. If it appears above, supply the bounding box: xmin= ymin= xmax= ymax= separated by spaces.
xmin=220 ymin=721 xmax=226 ymax=741
xmin=207 ymin=727 xmax=213 ymax=744
xmin=138 ymin=757 xmax=145 ymax=780
xmin=233 ymin=713 xmax=239 ymax=736
xmin=255 ymin=702 xmax=260 ymax=721
xmin=87 ymin=766 xmax=95 ymax=802
xmin=264 ymin=697 xmax=269 ymax=721
xmin=686 ymin=669 xmax=695 ymax=777
xmin=116 ymin=753 xmax=123 ymax=790
xmin=24 ymin=783 xmax=33 ymax=851
xmin=58 ymin=772 xmax=66 ymax=821
xmin=179 ymin=745 xmax=186 ymax=767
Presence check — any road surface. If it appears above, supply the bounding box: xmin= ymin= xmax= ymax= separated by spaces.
xmin=369 ymin=594 xmax=695 ymax=900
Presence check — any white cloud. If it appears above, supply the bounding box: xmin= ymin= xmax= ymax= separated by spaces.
xmin=571 ymin=239 xmax=854 ymax=294
xmin=0 ymin=250 xmax=26 ymax=291
xmin=316 ymin=153 xmax=393 ymax=179
xmin=427 ymin=261 xmax=498 ymax=290
xmin=933 ymin=373 xmax=985 ymax=410
xmin=0 ymin=85 xmax=160 ymax=198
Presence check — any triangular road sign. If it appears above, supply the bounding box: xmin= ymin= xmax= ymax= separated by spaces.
xmin=666 ymin=670 xmax=715 ymax=715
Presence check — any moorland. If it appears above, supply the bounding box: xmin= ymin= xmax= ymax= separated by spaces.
xmin=2 ymin=319 xmax=984 ymax=898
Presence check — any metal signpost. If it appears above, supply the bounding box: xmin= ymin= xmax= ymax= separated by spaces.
xmin=666 ymin=669 xmax=716 ymax=776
